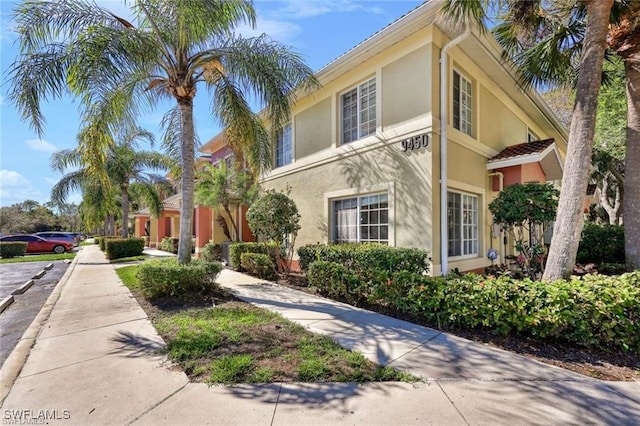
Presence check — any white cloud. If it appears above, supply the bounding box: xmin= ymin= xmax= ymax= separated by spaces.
xmin=0 ymin=170 xmax=29 ymax=187
xmin=0 ymin=170 xmax=43 ymax=206
xmin=236 ymin=18 xmax=303 ymax=45
xmin=265 ymin=0 xmax=384 ymax=19
xmin=44 ymin=177 xmax=58 ymax=185
xmin=25 ymin=139 xmax=57 ymax=153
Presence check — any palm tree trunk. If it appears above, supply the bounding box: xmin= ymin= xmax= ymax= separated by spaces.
xmin=624 ymin=55 xmax=640 ymax=270
xmin=543 ymin=0 xmax=614 ymax=280
xmin=121 ymin=186 xmax=129 ymax=238
xmin=223 ymin=204 xmax=240 ymax=242
xmin=177 ymin=99 xmax=195 ymax=264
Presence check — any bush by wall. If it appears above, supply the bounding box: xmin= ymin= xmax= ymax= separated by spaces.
xmin=229 ymin=242 xmax=278 ymax=270
xmin=105 ymin=238 xmax=145 ymax=260
xmin=298 ymin=244 xmax=429 ymax=276
xmin=137 ymin=258 xmax=222 ymax=300
xmin=200 ymin=242 xmax=222 ymax=263
xmin=0 ymin=242 xmax=27 ymax=258
xmin=240 ymin=253 xmax=276 ymax=280
xmin=577 ymin=222 xmax=625 ymax=265
xmin=98 ymin=236 xmax=118 ymax=251
xmin=160 ymin=237 xmax=178 ymax=254
xmin=308 ymin=265 xmax=640 ymax=353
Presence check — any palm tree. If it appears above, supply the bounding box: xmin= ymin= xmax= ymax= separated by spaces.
xmin=442 ymin=0 xmax=614 ymax=279
xmin=8 ymin=0 xmax=317 ymax=263
xmin=195 ymin=161 xmax=257 ymax=242
xmin=51 ymin=126 xmax=174 ymax=238
xmin=608 ymin=1 xmax=640 ymax=270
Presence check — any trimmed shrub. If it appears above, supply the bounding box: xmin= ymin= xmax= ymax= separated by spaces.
xmin=98 ymin=236 xmax=117 ymax=251
xmin=160 ymin=236 xmax=178 ymax=254
xmin=105 ymin=238 xmax=145 ymax=260
xmin=240 ymin=253 xmax=276 ymax=280
xmin=577 ymin=222 xmax=625 ymax=264
xmin=200 ymin=242 xmax=222 ymax=263
xmin=137 ymin=257 xmax=222 ymax=300
xmin=95 ymin=237 xmax=102 ymax=246
xmin=298 ymin=244 xmax=429 ymax=276
xmin=229 ymin=242 xmax=278 ymax=270
xmin=307 ymin=260 xmax=363 ymax=305
xmin=0 ymin=242 xmax=27 ymax=258
xmin=311 ymin=266 xmax=640 ymax=353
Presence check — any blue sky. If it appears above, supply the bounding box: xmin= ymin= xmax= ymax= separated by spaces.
xmin=0 ymin=0 xmax=424 ymax=208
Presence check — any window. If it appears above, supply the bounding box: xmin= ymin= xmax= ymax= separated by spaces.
xmin=275 ymin=123 xmax=293 ymax=167
xmin=527 ymin=129 xmax=539 ymax=142
xmin=448 ymin=191 xmax=478 ymax=257
xmin=453 ymin=71 xmax=473 ymax=136
xmin=341 ymin=78 xmax=376 ymax=144
xmin=333 ymin=193 xmax=388 ymax=244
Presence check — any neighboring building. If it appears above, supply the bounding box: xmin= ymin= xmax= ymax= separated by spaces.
xmin=134 ymin=134 xmax=254 ymax=254
xmin=258 ymin=1 xmax=567 ymax=275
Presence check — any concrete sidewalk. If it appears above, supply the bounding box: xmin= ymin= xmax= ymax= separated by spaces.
xmin=1 ymin=245 xmax=638 ymax=425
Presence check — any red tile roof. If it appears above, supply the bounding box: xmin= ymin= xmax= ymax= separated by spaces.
xmin=489 ymin=138 xmax=555 ymax=161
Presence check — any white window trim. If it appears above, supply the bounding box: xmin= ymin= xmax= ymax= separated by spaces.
xmin=324 ymin=182 xmax=395 ymax=246
xmin=340 ymin=76 xmax=377 ymax=145
xmin=447 ymin=189 xmax=480 ymax=260
xmin=452 ymin=69 xmax=473 ymax=137
xmin=275 ymin=122 xmax=294 ymax=168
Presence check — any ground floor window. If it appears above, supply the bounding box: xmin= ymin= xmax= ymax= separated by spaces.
xmin=333 ymin=193 xmax=388 ymax=244
xmin=448 ymin=191 xmax=478 ymax=257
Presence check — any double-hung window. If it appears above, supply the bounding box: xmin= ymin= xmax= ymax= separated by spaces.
xmin=453 ymin=71 xmax=473 ymax=136
xmin=333 ymin=193 xmax=388 ymax=244
xmin=275 ymin=123 xmax=293 ymax=168
xmin=448 ymin=191 xmax=478 ymax=257
xmin=341 ymin=77 xmax=376 ymax=144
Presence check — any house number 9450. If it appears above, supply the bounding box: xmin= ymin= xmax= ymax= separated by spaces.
xmin=401 ymin=133 xmax=429 ymax=152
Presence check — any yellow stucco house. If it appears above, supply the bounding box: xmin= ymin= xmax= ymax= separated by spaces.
xmin=258 ymin=2 xmax=567 ymax=275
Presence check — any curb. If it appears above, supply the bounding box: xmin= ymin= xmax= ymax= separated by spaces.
xmin=0 ymin=296 xmax=14 ymax=313
xmin=11 ymin=280 xmax=34 ymax=295
xmin=44 ymin=263 xmax=54 ymax=271
xmin=31 ymin=270 xmax=46 ymax=280
xmin=0 ymin=254 xmax=81 ymax=405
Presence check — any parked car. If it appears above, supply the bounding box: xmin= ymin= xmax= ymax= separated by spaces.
xmin=0 ymin=234 xmax=74 ymax=254
xmin=35 ymin=231 xmax=80 ymax=247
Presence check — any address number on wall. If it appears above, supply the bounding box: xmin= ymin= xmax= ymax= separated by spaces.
xmin=401 ymin=133 xmax=429 ymax=152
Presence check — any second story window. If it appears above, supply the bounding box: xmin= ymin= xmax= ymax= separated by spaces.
xmin=341 ymin=77 xmax=376 ymax=144
xmin=527 ymin=129 xmax=539 ymax=142
xmin=453 ymin=70 xmax=473 ymax=136
xmin=275 ymin=123 xmax=293 ymax=168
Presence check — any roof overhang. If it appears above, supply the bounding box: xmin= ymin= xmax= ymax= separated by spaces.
xmin=487 ymin=142 xmax=564 ymax=181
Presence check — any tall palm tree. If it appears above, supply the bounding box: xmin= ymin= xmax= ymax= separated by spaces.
xmin=51 ymin=126 xmax=174 ymax=237
xmin=8 ymin=0 xmax=317 ymax=263
xmin=608 ymin=1 xmax=640 ymax=270
xmin=442 ymin=0 xmax=614 ymax=279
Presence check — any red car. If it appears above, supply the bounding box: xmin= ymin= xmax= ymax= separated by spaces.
xmin=0 ymin=234 xmax=74 ymax=254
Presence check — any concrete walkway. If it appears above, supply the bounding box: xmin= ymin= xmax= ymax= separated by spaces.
xmin=1 ymin=245 xmax=638 ymax=425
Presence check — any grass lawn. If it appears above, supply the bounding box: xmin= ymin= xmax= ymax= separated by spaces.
xmin=0 ymin=252 xmax=76 ymax=264
xmin=116 ymin=265 xmax=416 ymax=385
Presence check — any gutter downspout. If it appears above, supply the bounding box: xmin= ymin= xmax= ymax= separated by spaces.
xmin=439 ymin=24 xmax=471 ymax=276
xmin=488 ymin=171 xmax=505 ymax=262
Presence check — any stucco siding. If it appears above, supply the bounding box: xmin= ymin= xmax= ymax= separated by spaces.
xmin=382 ymin=45 xmax=431 ymax=128
xmin=262 ymin=141 xmax=433 ymax=253
xmin=478 ymin=86 xmax=527 ymax=150
xmin=294 ymin=97 xmax=332 ymax=159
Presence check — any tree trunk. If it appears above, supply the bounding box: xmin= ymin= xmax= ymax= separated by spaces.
xmin=121 ymin=186 xmax=129 ymax=238
xmin=624 ymin=55 xmax=640 ymax=269
xmin=543 ymin=0 xmax=614 ymax=280
xmin=177 ymin=99 xmax=195 ymax=263
xmin=223 ymin=204 xmax=240 ymax=242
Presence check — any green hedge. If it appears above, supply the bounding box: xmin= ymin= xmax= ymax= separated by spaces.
xmin=105 ymin=238 xmax=145 ymax=260
xmin=98 ymin=236 xmax=117 ymax=251
xmin=200 ymin=242 xmax=222 ymax=263
xmin=229 ymin=242 xmax=278 ymax=270
xmin=240 ymin=253 xmax=277 ymax=280
xmin=308 ymin=263 xmax=640 ymax=353
xmin=577 ymin=222 xmax=625 ymax=264
xmin=298 ymin=244 xmax=430 ymax=276
xmin=0 ymin=242 xmax=27 ymax=258
xmin=160 ymin=237 xmax=178 ymax=254
xmin=137 ymin=258 xmax=222 ymax=300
